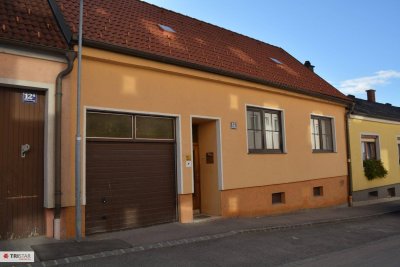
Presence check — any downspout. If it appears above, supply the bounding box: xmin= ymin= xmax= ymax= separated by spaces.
xmin=345 ymin=102 xmax=355 ymax=207
xmin=54 ymin=51 xmax=76 ymax=240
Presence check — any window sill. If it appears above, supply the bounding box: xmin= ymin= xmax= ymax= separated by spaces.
xmin=312 ymin=150 xmax=336 ymax=154
xmin=248 ymin=150 xmax=286 ymax=155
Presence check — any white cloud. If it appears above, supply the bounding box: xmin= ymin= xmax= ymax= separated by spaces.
xmin=337 ymin=70 xmax=400 ymax=94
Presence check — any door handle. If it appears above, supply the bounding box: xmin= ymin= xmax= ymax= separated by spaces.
xmin=21 ymin=144 xmax=31 ymax=158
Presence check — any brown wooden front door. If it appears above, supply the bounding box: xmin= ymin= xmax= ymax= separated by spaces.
xmin=0 ymin=87 xmax=45 ymax=240
xmin=192 ymin=143 xmax=201 ymax=211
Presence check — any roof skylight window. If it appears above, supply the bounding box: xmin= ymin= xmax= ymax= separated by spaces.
xmin=270 ymin=57 xmax=283 ymax=64
xmin=158 ymin=24 xmax=176 ymax=33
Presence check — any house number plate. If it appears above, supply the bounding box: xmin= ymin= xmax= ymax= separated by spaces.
xmin=22 ymin=92 xmax=37 ymax=103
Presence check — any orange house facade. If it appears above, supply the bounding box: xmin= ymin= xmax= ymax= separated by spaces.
xmin=54 ymin=0 xmax=352 ymax=237
xmin=70 ymin=47 xmax=351 ymax=229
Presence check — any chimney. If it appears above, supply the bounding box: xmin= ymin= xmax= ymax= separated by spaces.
xmin=304 ymin=61 xmax=315 ymax=72
xmin=366 ymin=89 xmax=376 ymax=103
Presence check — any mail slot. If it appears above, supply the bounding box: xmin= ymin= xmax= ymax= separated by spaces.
xmin=206 ymin=152 xmax=214 ymax=164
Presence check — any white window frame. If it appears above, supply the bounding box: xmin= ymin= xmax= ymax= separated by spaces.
xmin=397 ymin=136 xmax=400 ymax=165
xmin=360 ymin=133 xmax=381 ymax=163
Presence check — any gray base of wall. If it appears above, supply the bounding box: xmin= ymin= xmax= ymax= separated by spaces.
xmin=352 ymin=183 xmax=400 ymax=204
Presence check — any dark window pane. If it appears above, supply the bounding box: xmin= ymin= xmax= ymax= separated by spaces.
xmin=248 ymin=130 xmax=255 ymax=149
xmin=370 ymin=142 xmax=377 ymax=159
xmin=254 ymin=111 xmax=262 ymax=130
xmin=247 ymin=111 xmax=254 ymax=130
xmin=361 ymin=135 xmax=378 ymax=160
xmin=136 ymin=116 xmax=174 ymax=139
xmin=87 ymin=112 xmax=133 ymax=138
xmin=254 ymin=131 xmax=263 ymax=149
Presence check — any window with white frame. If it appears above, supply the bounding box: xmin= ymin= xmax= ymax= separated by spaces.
xmin=397 ymin=137 xmax=400 ymax=164
xmin=247 ymin=107 xmax=284 ymax=153
xmin=361 ymin=135 xmax=379 ymax=160
xmin=311 ymin=115 xmax=334 ymax=152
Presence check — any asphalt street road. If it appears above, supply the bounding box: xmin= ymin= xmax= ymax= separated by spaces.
xmin=61 ymin=212 xmax=400 ymax=267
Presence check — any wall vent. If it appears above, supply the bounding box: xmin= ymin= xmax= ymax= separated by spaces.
xmin=313 ymin=186 xmax=323 ymax=197
xmin=272 ymin=192 xmax=285 ymax=204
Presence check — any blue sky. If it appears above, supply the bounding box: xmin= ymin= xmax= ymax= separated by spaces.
xmin=144 ymin=0 xmax=400 ymax=106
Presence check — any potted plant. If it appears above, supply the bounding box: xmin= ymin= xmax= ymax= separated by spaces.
xmin=363 ymin=159 xmax=388 ymax=180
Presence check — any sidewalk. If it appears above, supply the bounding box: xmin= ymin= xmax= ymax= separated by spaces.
xmin=1 ymin=199 xmax=400 ymax=266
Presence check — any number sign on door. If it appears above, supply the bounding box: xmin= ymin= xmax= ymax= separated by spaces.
xmin=22 ymin=92 xmax=37 ymax=103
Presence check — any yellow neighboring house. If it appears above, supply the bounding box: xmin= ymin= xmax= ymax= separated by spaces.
xmin=349 ymin=90 xmax=400 ymax=203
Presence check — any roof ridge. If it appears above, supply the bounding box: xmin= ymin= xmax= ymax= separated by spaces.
xmin=355 ymin=97 xmax=400 ymax=109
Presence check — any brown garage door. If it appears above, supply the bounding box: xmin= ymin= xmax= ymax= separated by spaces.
xmin=86 ymin=140 xmax=177 ymax=234
xmin=0 ymin=87 xmax=45 ymax=240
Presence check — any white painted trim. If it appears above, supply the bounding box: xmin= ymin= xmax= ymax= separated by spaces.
xmin=0 ymin=78 xmax=55 ymax=208
xmin=360 ymin=132 xmax=381 ymax=163
xmin=0 ymin=44 xmax=66 ymax=63
xmin=176 ymin=117 xmax=183 ymax=194
xmin=216 ymin=119 xmax=224 ymax=190
xmin=85 ymin=106 xmax=180 ymax=118
xmin=82 ymin=108 xmax=87 ymax=205
xmin=190 ymin=115 xmax=224 ymax=191
xmin=310 ymin=113 xmax=337 ymax=153
xmin=245 ymin=104 xmax=287 ymax=153
xmin=397 ymin=135 xmax=400 ymax=165
xmin=350 ymin=114 xmax=400 ymax=125
xmin=190 ymin=116 xmax=194 ymax=194
xmin=83 ymin=106 xmax=184 ymax=196
xmin=244 ymin=106 xmax=249 ymax=152
xmin=245 ymin=103 xmax=285 ymax=112
xmin=281 ymin=110 xmax=287 ymax=153
xmin=332 ymin=117 xmax=337 ymax=153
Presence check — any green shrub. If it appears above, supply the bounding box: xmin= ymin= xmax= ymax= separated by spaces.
xmin=363 ymin=159 xmax=388 ymax=180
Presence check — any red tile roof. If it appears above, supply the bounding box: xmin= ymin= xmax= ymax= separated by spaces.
xmin=56 ymin=0 xmax=348 ymax=101
xmin=0 ymin=0 xmax=67 ymax=50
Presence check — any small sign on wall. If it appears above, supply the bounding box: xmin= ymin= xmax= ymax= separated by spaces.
xmin=22 ymin=92 xmax=37 ymax=103
xmin=230 ymin=121 xmax=237 ymax=129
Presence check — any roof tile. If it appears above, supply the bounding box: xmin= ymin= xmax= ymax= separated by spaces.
xmin=56 ymin=0 xmax=348 ymax=101
xmin=352 ymin=97 xmax=400 ymax=122
xmin=0 ymin=0 xmax=67 ymax=50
